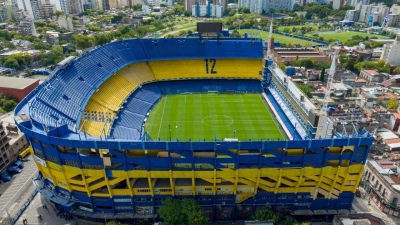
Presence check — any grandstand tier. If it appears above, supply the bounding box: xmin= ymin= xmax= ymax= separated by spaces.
xmin=149 ymin=59 xmax=262 ymax=80
xmin=14 ymin=38 xmax=373 ymax=223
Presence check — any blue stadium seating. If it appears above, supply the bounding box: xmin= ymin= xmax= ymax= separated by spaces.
xmin=112 ymin=126 xmax=141 ymax=140
xmin=115 ymin=111 xmax=144 ymax=128
xmin=125 ymin=99 xmax=152 ymax=115
xmin=131 ymin=85 xmax=162 ymax=103
xmin=111 ymin=84 xmax=163 ymax=139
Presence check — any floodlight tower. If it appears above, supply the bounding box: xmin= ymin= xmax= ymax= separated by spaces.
xmin=261 ymin=20 xmax=274 ymax=91
xmin=266 ymin=19 xmax=273 ymax=60
xmin=318 ymin=49 xmax=338 ymax=138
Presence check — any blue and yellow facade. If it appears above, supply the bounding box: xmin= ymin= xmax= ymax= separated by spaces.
xmin=14 ymin=38 xmax=373 ymax=222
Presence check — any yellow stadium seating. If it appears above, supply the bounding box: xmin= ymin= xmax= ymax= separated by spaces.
xmin=81 ymin=121 xmax=110 ymax=137
xmin=149 ymin=59 xmax=262 ymax=80
xmin=119 ymin=62 xmax=155 ymax=84
xmin=82 ymin=63 xmax=155 ymax=137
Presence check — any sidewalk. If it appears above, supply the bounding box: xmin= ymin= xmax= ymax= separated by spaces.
xmin=15 ymin=192 xmax=89 ymax=225
xmin=356 ymin=187 xmax=400 ymax=225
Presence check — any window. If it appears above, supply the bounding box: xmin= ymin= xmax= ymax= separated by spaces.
xmin=382 ymin=189 xmax=386 ymax=197
xmin=378 ymin=184 xmax=382 ymax=192
xmin=391 ymin=198 xmax=398 ymax=206
xmin=372 ymin=176 xmax=375 ymax=181
xmin=31 ymin=138 xmax=40 ymax=144
xmin=47 ymin=155 xmax=59 ymax=164
xmin=62 ymin=159 xmax=79 ymax=167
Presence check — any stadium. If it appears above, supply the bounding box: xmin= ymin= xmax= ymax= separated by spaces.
xmin=14 ymin=24 xmax=374 ymax=223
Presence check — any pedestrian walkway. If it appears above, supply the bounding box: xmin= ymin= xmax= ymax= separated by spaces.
xmin=14 ymin=193 xmax=87 ymax=225
xmin=356 ymin=187 xmax=400 ymax=225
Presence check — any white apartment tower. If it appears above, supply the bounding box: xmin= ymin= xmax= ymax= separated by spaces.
xmin=359 ymin=3 xmax=389 ymax=25
xmin=380 ymin=36 xmax=400 ymax=66
xmin=238 ymin=0 xmax=262 ymax=13
xmin=262 ymin=0 xmax=292 ymax=12
xmin=15 ymin=0 xmax=40 ymax=19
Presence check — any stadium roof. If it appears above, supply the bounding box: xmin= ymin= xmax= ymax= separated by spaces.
xmin=0 ymin=77 xmax=39 ymax=89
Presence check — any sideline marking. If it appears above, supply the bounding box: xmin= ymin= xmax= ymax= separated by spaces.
xmin=157 ymin=96 xmax=168 ymax=139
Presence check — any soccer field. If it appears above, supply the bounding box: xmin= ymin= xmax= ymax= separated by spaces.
xmin=145 ymin=93 xmax=285 ymax=141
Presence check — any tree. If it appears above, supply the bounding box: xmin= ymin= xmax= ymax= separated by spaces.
xmin=158 ymin=198 xmax=208 ymax=225
xmin=251 ymin=208 xmax=279 ymax=224
xmin=230 ymin=30 xmax=241 ymax=38
xmin=94 ymin=33 xmax=113 ymax=46
xmin=54 ymin=10 xmax=64 ymax=17
xmin=3 ymin=100 xmax=17 ymax=112
xmin=393 ymin=67 xmax=400 ymax=74
xmin=298 ymin=84 xmax=313 ymax=98
xmin=8 ymin=52 xmax=32 ymax=68
xmin=158 ymin=198 xmax=187 ymax=225
xmin=386 ymin=98 xmax=399 ymax=110
xmin=278 ymin=62 xmax=286 ymax=72
xmin=24 ymin=68 xmax=31 ymax=76
xmin=107 ymin=221 xmax=120 ymax=225
xmin=292 ymin=58 xmax=316 ymax=69
xmin=182 ymin=199 xmax=208 ymax=225
xmin=74 ymin=34 xmax=95 ymax=49
xmin=4 ymin=58 xmax=19 ymax=69
xmin=283 ymin=27 xmax=290 ymax=33
xmin=178 ymin=30 xmax=187 ymax=37
xmin=132 ymin=4 xmax=142 ymax=11
xmin=320 ymin=67 xmax=326 ymax=81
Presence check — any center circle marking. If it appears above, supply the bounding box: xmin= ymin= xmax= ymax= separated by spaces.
xmin=202 ymin=115 xmax=233 ymax=127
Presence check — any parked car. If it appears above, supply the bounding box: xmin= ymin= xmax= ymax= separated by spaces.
xmin=1 ymin=172 xmax=11 ymax=182
xmin=13 ymin=160 xmax=24 ymax=169
xmin=7 ymin=166 xmax=22 ymax=174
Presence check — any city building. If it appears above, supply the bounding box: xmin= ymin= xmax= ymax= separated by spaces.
xmin=96 ymin=0 xmax=109 ymax=11
xmin=344 ymin=9 xmax=360 ymax=22
xmin=0 ymin=76 xmax=39 ymax=101
xmin=333 ymin=0 xmax=344 ymax=10
xmin=238 ymin=0 xmax=296 ymax=13
xmin=17 ymin=20 xmax=37 ymax=36
xmin=185 ymin=0 xmax=226 ymax=12
xmin=57 ymin=14 xmax=74 ymax=31
xmin=0 ymin=3 xmax=12 ymax=22
xmin=0 ymin=122 xmax=13 ymax=174
xmin=38 ymin=4 xmax=55 ymax=19
xmin=271 ymin=48 xmax=331 ymax=66
xmin=67 ymin=0 xmax=84 ymax=14
xmin=262 ymin=0 xmax=292 ymax=13
xmin=1 ymin=113 xmax=28 ymax=161
xmin=192 ymin=1 xmax=224 ymax=18
xmin=359 ymin=69 xmax=388 ymax=85
xmin=384 ymin=14 xmax=400 ymax=27
xmin=238 ymin=0 xmax=262 ymax=13
xmin=15 ymin=0 xmax=41 ymax=20
xmin=358 ymin=3 xmax=389 ymax=26
xmin=364 ymin=160 xmax=400 ymax=217
xmin=380 ymin=36 xmax=400 ymax=66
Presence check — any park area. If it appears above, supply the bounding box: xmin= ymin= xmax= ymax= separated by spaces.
xmin=238 ymin=29 xmax=319 ymax=46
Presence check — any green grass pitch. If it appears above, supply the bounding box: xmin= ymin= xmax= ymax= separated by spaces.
xmin=145 ymin=93 xmax=286 ymax=141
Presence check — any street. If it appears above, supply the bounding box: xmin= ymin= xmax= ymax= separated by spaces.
xmin=0 ymin=156 xmax=38 ymax=224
